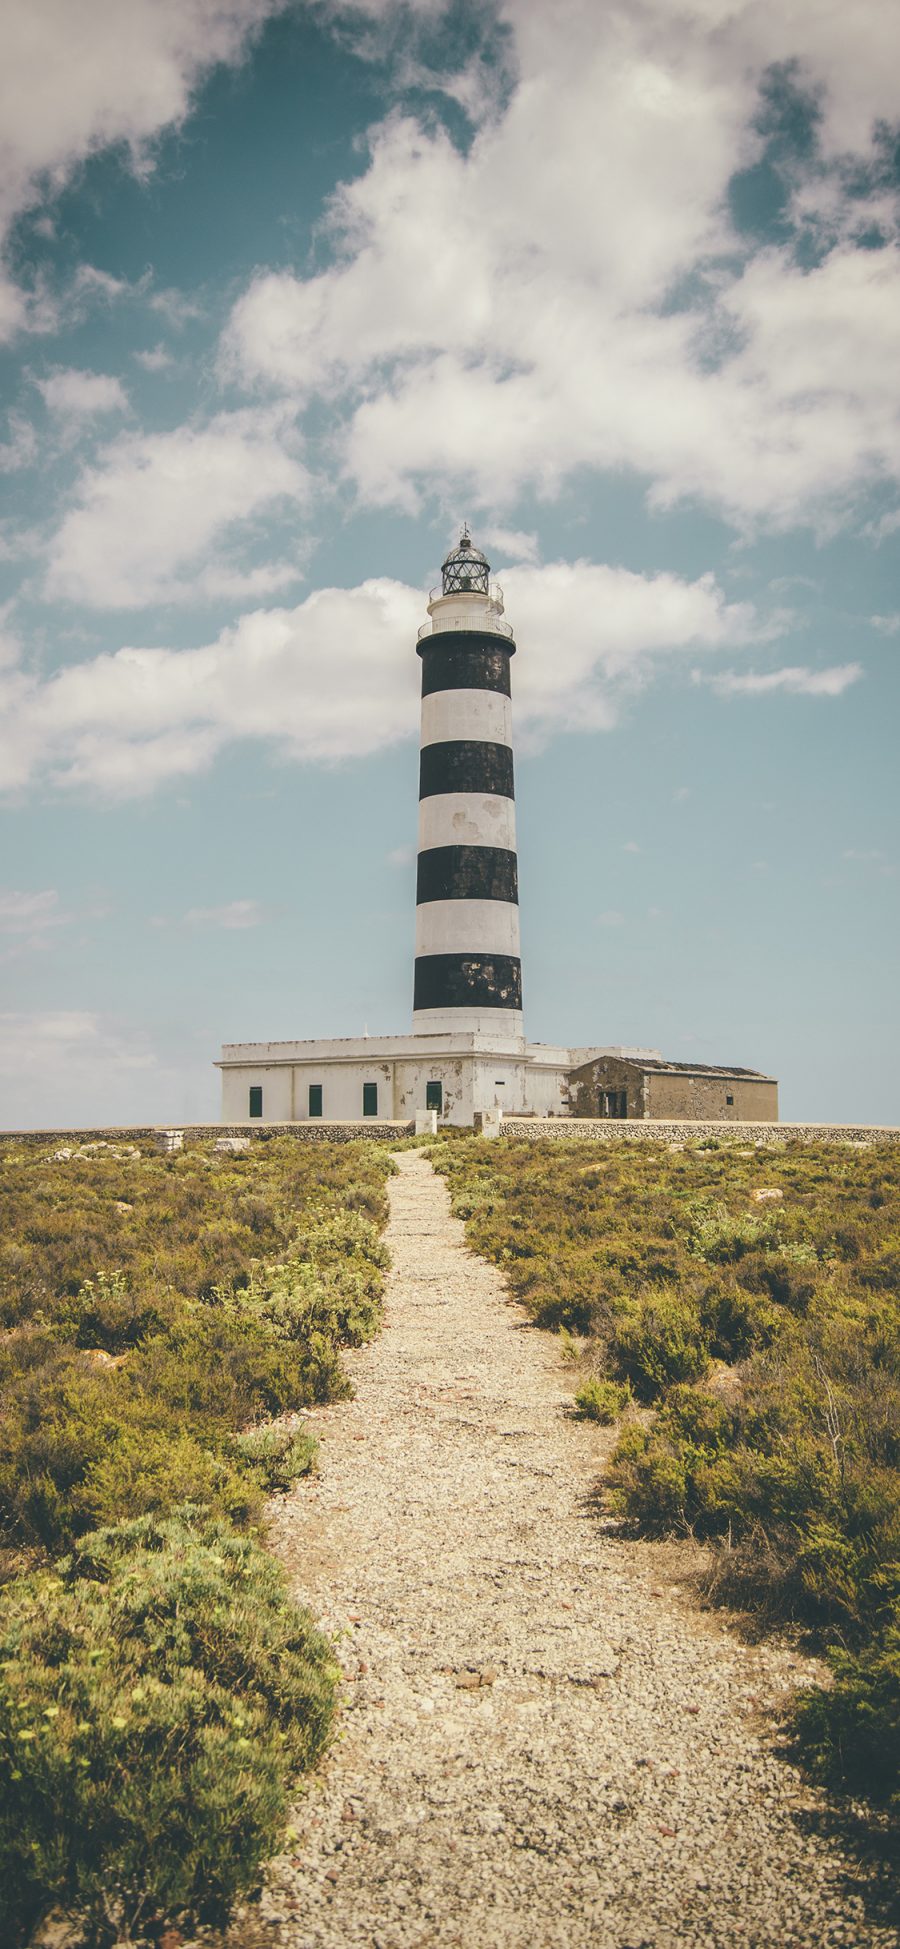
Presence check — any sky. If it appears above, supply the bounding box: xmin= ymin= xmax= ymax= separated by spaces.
xmin=1 ymin=0 xmax=898 ymax=1129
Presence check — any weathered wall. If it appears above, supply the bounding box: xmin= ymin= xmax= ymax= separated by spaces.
xmin=567 ymin=1057 xmax=778 ymax=1123
xmin=502 ymin=1118 xmax=900 ymax=1146
xmin=567 ymin=1056 xmax=643 ymax=1119
xmin=647 ymin=1072 xmax=778 ymax=1122
xmin=220 ymin=1052 xmax=572 ymax=1127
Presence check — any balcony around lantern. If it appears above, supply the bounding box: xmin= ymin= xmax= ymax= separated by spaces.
xmin=417 ymin=581 xmax=513 ymax=641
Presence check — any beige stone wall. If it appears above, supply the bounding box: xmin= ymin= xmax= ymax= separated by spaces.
xmin=567 ymin=1057 xmax=645 ymax=1119
xmin=567 ymin=1057 xmax=777 ymax=1124
xmin=647 ymin=1072 xmax=778 ymax=1122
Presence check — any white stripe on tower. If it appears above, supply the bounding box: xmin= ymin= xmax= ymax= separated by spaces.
xmin=413 ymin=529 xmax=522 ymax=1037
xmin=419 ymin=689 xmax=513 ymax=747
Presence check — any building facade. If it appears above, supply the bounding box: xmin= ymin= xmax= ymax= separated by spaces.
xmin=566 ymin=1054 xmax=778 ymax=1123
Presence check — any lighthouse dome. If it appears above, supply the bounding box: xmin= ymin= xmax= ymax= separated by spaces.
xmin=441 ymin=527 xmax=490 ymax=596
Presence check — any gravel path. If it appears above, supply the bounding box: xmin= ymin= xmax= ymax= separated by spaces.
xmin=257 ymin=1152 xmax=897 ymax=1949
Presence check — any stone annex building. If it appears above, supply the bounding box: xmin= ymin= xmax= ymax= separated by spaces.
xmin=218 ymin=535 xmax=777 ymax=1130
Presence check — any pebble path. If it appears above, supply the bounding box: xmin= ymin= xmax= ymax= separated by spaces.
xmin=256 ymin=1152 xmax=897 ymax=1949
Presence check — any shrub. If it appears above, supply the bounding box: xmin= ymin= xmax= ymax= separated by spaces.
xmin=0 ymin=1508 xmax=338 ymax=1947
xmin=791 ymin=1620 xmax=900 ymax=1812
xmin=575 ymin=1377 xmax=631 ymax=1423
xmin=699 ymin=1278 xmax=784 ymax=1362
xmin=232 ymin=1423 xmax=318 ymax=1492
xmin=607 ymin=1386 xmax=736 ymax=1533
xmin=612 ymin=1287 xmax=710 ymax=1399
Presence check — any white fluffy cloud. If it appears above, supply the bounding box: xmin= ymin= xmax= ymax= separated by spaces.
xmin=707 ymin=663 xmax=863 ymax=697
xmin=44 ymin=410 xmax=308 ymax=608
xmin=0 ymin=0 xmax=280 ymax=337
xmin=37 ymin=367 xmax=129 ymax=418
xmin=1 ymin=560 xmax=774 ymax=797
xmin=224 ymin=0 xmax=900 ymax=531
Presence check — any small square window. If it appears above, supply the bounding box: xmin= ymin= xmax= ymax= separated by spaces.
xmin=726 ymin=1093 xmax=734 ymax=1107
xmin=362 ymin=1081 xmax=378 ymax=1117
xmin=426 ymin=1080 xmax=442 ymax=1112
xmin=308 ymin=1084 xmax=323 ymax=1118
xmin=249 ymin=1085 xmax=263 ymax=1119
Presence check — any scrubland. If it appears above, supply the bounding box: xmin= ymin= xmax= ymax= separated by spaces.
xmin=0 ymin=1136 xmax=393 ymax=1947
xmin=430 ymin=1134 xmax=900 ymax=1823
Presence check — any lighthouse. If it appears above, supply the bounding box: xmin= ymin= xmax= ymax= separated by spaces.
xmin=218 ymin=531 xmax=648 ymax=1125
xmin=413 ymin=529 xmax=523 ymax=1035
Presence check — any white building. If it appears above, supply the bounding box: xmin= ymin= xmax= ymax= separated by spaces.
xmin=218 ymin=533 xmax=654 ymax=1127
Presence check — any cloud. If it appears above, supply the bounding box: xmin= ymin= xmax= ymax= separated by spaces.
xmin=0 ymin=1 xmax=282 ymax=341
xmin=480 ymin=527 xmax=540 ymax=565
xmin=841 ymin=847 xmax=895 ymax=876
xmin=597 ymin=910 xmax=624 ymax=928
xmin=864 ymin=509 xmax=900 ymax=544
xmin=134 ymin=344 xmax=174 ymax=372
xmin=0 ymin=888 xmax=72 ymax=963
xmin=871 ymin=613 xmax=900 ymax=636
xmin=44 ymin=409 xmax=308 ymax=608
xmin=0 ymin=412 xmax=37 ymax=472
xmin=182 ymin=900 xmax=265 ymax=929
xmin=386 ymin=844 xmax=415 ymax=867
xmin=223 ymin=1 xmax=900 ymax=533
xmin=0 ymin=559 xmax=768 ymax=798
xmin=708 ymin=663 xmax=863 ymax=697
xmin=0 ymin=1009 xmax=203 ymax=1129
xmin=37 ymin=367 xmax=129 ymax=418
xmin=0 ymin=888 xmax=69 ymax=933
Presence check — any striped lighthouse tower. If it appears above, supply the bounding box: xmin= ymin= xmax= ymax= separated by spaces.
xmin=413 ymin=530 xmax=523 ymax=1036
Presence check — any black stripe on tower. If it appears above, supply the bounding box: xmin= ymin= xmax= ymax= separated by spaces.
xmin=414 ymin=953 xmax=522 ymax=1013
xmin=419 ymin=740 xmax=514 ymax=801
xmin=419 ymin=634 xmax=515 ymax=697
xmin=416 ymin=844 xmax=518 ymax=905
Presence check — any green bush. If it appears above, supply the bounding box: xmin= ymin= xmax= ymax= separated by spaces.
xmin=792 ymin=1620 xmax=900 ymax=1812
xmin=232 ymin=1423 xmax=318 ymax=1492
xmin=606 ymin=1386 xmax=736 ymax=1533
xmin=0 ymin=1509 xmax=337 ymax=1947
xmin=575 ymin=1377 xmax=631 ymax=1423
xmin=611 ymin=1287 xmax=710 ymax=1399
xmin=698 ymin=1279 xmax=784 ymax=1362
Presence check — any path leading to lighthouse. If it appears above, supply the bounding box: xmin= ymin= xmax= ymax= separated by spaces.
xmin=254 ymin=1153 xmax=896 ymax=1949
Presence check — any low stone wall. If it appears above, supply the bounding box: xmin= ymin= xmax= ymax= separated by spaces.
xmin=0 ymin=1120 xmax=415 ymax=1150
xmin=501 ymin=1117 xmax=900 ymax=1146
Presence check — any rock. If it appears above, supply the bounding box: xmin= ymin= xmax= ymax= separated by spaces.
xmin=751 ymin=1187 xmax=783 ymax=1203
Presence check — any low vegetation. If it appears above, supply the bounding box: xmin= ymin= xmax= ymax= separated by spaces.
xmin=0 ymin=1134 xmax=393 ymax=1945
xmin=431 ymin=1133 xmax=900 ymax=1818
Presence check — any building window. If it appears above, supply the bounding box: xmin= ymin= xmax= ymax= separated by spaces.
xmin=426 ymin=1080 xmax=442 ymax=1112
xmin=363 ymin=1082 xmax=378 ymax=1117
xmin=249 ymin=1085 xmax=263 ymax=1119
xmin=308 ymin=1084 xmax=323 ymax=1118
xmin=726 ymin=1092 xmax=734 ymax=1107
